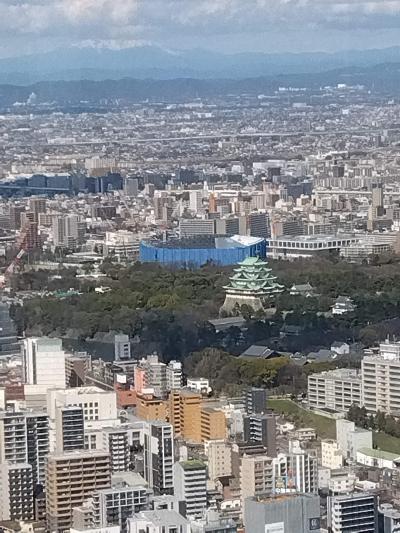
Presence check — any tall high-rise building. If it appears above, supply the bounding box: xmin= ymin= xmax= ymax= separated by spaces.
xmin=25 ymin=412 xmax=50 ymax=487
xmin=0 ymin=411 xmax=49 ymax=487
xmin=143 ymin=421 xmax=174 ymax=495
xmin=28 ymin=197 xmax=47 ymax=223
xmin=9 ymin=204 xmax=25 ymax=230
xmin=189 ymin=190 xmax=204 ymax=213
xmin=123 ymin=177 xmax=139 ymax=196
xmin=248 ymin=211 xmax=270 ymax=238
xmin=52 ymin=214 xmax=85 ymax=249
xmin=25 ymin=221 xmax=41 ymax=252
xmin=0 ymin=302 xmax=21 ymax=358
xmin=327 ymin=492 xmax=378 ymax=533
xmin=46 ymin=450 xmax=111 ymax=533
xmin=0 ymin=463 xmax=34 ymax=521
xmin=371 ymin=182 xmax=384 ymax=218
xmin=23 ymin=337 xmax=66 ymax=388
xmin=174 ymin=460 xmax=207 ymax=519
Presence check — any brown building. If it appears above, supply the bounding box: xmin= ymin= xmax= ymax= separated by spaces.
xmin=46 ymin=450 xmax=111 ymax=533
xmin=168 ymin=390 xmax=226 ymax=443
xmin=136 ymin=391 xmax=167 ymax=422
xmin=200 ymin=407 xmax=227 ymax=442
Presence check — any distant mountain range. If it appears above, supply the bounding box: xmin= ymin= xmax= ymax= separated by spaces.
xmin=3 ymin=45 xmax=400 ymax=84
xmin=1 ymin=62 xmax=400 ymax=106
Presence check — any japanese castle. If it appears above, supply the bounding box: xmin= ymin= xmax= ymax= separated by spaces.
xmin=221 ymin=256 xmax=284 ymax=315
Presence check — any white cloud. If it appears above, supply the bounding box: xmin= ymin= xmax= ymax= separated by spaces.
xmin=1 ymin=0 xmax=400 ymax=52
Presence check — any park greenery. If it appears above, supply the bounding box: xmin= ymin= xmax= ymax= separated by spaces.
xmin=10 ymin=253 xmax=400 ymax=391
xmin=348 ymin=404 xmax=400 ymax=440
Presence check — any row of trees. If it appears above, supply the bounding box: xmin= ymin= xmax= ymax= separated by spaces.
xmin=348 ymin=404 xmax=400 ymax=439
xmin=183 ymin=347 xmax=338 ymax=394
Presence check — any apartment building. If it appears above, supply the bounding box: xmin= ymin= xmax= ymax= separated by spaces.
xmin=206 ymin=440 xmax=232 ymax=481
xmin=135 ymin=355 xmax=183 ymax=398
xmin=0 ymin=463 xmax=34 ymax=521
xmin=240 ymin=455 xmax=274 ymax=503
xmin=92 ymin=479 xmax=152 ymax=533
xmin=168 ymin=390 xmax=226 ymax=443
xmin=143 ymin=421 xmax=174 ymax=495
xmin=102 ymin=427 xmax=130 ymax=473
xmin=0 ymin=411 xmax=49 ymax=487
xmin=327 ymin=492 xmax=378 ymax=533
xmin=174 ymin=460 xmax=207 ymax=519
xmin=168 ymin=389 xmax=202 ymax=442
xmin=240 ymin=452 xmax=318 ymax=504
xmin=46 ymin=450 xmax=111 ymax=533
xmin=200 ymin=407 xmax=227 ymax=442
xmin=308 ymin=368 xmax=362 ymax=412
xmin=135 ymin=392 xmax=168 ymax=422
xmin=243 ymin=413 xmax=277 ymax=456
xmin=362 ymin=344 xmax=400 ymax=414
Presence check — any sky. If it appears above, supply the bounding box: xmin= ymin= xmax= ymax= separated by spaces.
xmin=1 ymin=0 xmax=400 ymax=57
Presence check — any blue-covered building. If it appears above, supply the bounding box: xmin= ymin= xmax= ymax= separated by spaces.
xmin=140 ymin=235 xmax=266 ymax=267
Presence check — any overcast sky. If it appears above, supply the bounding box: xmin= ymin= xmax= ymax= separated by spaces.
xmin=1 ymin=0 xmax=400 ymax=57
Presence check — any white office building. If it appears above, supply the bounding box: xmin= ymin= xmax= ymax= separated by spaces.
xmin=266 ymin=234 xmax=359 ymax=260
xmin=104 ymin=231 xmax=139 ymax=262
xmin=23 ymin=337 xmax=66 ymax=388
xmin=336 ymin=419 xmax=372 ymax=461
xmin=308 ymin=369 xmax=361 ymax=412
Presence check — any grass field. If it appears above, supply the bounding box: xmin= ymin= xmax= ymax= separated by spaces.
xmin=268 ymin=398 xmax=336 ymax=439
xmin=269 ymin=398 xmax=400 ymax=453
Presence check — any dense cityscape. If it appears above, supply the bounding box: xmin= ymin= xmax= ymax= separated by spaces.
xmin=2 ymin=46 xmax=400 ymax=533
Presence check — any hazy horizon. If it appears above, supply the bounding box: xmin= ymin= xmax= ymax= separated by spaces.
xmin=1 ymin=0 xmax=400 ymax=59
